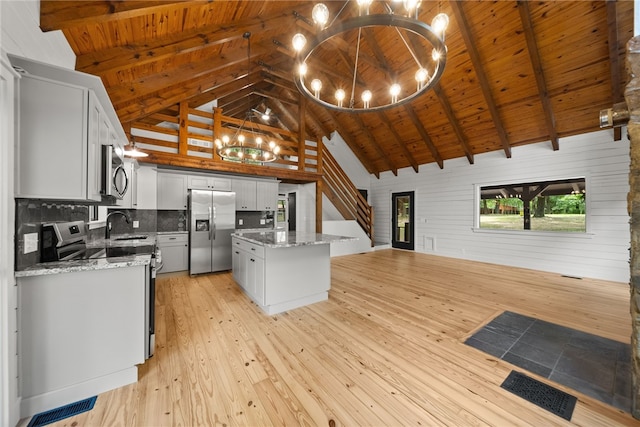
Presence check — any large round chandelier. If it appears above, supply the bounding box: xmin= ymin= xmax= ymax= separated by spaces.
xmin=292 ymin=0 xmax=449 ymax=113
xmin=215 ymin=32 xmax=280 ymax=163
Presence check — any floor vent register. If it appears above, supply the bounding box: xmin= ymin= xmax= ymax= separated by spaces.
xmin=501 ymin=371 xmax=577 ymax=420
xmin=27 ymin=396 xmax=97 ymax=427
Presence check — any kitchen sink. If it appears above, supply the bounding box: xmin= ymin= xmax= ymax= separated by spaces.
xmin=114 ymin=235 xmax=148 ymax=241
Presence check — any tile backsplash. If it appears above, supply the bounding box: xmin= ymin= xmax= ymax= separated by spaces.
xmin=15 ymin=198 xmax=273 ymax=270
xmin=236 ymin=211 xmax=274 ymax=229
xmin=15 ymin=199 xmax=89 ymax=270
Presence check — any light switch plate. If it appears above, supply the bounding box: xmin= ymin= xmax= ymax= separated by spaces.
xmin=24 ymin=232 xmax=38 ymax=254
xmin=260 ymin=219 xmax=266 ymax=225
xmin=133 ymin=220 xmax=140 ymax=228
xmin=238 ymin=219 xmax=243 ymax=225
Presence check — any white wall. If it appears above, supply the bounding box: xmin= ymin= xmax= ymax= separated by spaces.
xmin=1 ymin=2 xmax=75 ymax=426
xmin=324 ymin=220 xmax=373 ymax=256
xmin=279 ymin=183 xmax=316 ymax=233
xmin=371 ymin=129 xmax=630 ymax=283
xmin=1 ymin=1 xmax=75 ymax=69
xmin=324 ymin=132 xmax=371 ymax=197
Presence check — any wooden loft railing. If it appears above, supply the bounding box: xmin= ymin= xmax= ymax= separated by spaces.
xmin=130 ymin=102 xmax=374 ymax=244
xmin=130 ymin=103 xmax=322 ymax=182
xmin=321 ymin=145 xmax=374 ymax=246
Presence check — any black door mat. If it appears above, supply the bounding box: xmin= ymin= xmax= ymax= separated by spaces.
xmin=27 ymin=396 xmax=97 ymax=427
xmin=502 ymin=371 xmax=577 ymax=421
xmin=465 ymin=311 xmax=631 ymax=412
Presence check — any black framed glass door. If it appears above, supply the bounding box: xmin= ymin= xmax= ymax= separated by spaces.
xmin=392 ymin=191 xmax=414 ymax=250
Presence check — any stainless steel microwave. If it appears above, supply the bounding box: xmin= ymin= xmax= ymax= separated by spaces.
xmin=101 ymin=144 xmax=128 ymax=200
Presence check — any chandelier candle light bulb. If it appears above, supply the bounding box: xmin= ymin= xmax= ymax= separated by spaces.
xmin=292 ymin=0 xmax=448 ymax=112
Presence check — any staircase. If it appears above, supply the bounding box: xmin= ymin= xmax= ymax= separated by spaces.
xmin=321 ymin=145 xmax=374 ymax=246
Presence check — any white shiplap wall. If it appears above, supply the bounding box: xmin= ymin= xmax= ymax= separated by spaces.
xmin=370 ymin=129 xmax=630 ymax=283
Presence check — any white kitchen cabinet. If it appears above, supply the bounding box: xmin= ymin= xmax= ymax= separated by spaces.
xmin=232 ymin=237 xmax=265 ymax=304
xmin=232 ymin=178 xmax=278 ymax=211
xmin=157 ymin=172 xmax=188 ymax=210
xmin=18 ymin=265 xmax=146 ymax=416
xmin=11 ymin=54 xmax=126 ymax=202
xmin=188 ymin=174 xmax=231 ymax=191
xmin=158 ymin=233 xmax=189 ymax=273
xmin=16 ymin=76 xmax=103 ymax=201
xmin=256 ymin=180 xmax=278 ymax=211
xmin=136 ymin=165 xmax=157 ymax=209
xmin=232 ymin=179 xmax=257 ymax=210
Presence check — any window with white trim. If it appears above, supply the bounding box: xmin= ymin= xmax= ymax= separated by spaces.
xmin=478 ymin=178 xmax=586 ymax=232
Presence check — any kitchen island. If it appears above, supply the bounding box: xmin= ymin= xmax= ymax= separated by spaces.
xmin=231 ymin=231 xmax=354 ymax=315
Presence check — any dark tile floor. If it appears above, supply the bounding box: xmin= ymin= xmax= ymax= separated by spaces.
xmin=465 ymin=311 xmax=631 ymax=412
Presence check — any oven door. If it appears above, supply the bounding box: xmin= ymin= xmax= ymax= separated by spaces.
xmin=102 ymin=145 xmax=128 ymax=199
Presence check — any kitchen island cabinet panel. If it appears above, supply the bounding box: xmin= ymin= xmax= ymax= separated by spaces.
xmin=232 ymin=232 xmax=353 ymax=314
xmin=18 ymin=265 xmax=146 ymax=417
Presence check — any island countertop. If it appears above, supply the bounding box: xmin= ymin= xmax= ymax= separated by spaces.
xmin=232 ymin=230 xmax=356 ymax=249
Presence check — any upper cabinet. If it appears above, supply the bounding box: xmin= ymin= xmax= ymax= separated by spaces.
xmin=187 ymin=174 xmax=231 ymax=191
xmin=233 ymin=178 xmax=278 ymax=211
xmin=10 ymin=54 xmax=127 ymax=202
xmin=232 ymin=179 xmax=257 ymax=211
xmin=136 ymin=165 xmax=157 ymax=210
xmin=256 ymin=181 xmax=278 ymax=211
xmin=157 ymin=172 xmax=187 ymax=210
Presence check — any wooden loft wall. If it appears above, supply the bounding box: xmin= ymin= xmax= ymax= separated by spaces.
xmin=130 ymin=102 xmax=374 ymax=238
xmin=130 ymin=102 xmax=322 ymax=184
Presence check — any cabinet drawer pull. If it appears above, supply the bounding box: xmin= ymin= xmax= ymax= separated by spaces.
xmin=169 ymin=237 xmax=176 ymax=240
xmin=235 ymin=251 xmax=240 ymax=254
xmin=250 ymin=258 xmax=255 ymax=262
xmin=251 ymin=247 xmax=255 ymax=251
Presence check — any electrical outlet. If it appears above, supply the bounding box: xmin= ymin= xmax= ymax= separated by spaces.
xmin=260 ymin=219 xmax=266 ymax=225
xmin=238 ymin=219 xmax=244 ymax=225
xmin=133 ymin=220 xmax=140 ymax=228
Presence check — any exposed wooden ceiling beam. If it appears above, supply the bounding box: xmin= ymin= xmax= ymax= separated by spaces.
xmin=108 ymin=43 xmax=269 ymax=106
xmin=517 ymin=1 xmax=559 ymax=151
xmin=351 ymin=114 xmax=397 ymax=176
xmin=380 ymin=112 xmax=419 ymax=173
xmin=432 ymin=84 xmax=474 ymax=164
xmin=253 ymin=90 xmax=298 ymax=106
xmin=606 ymin=0 xmax=623 ymax=141
xmin=40 ymin=0 xmax=207 ymax=31
xmin=450 ymin=1 xmax=512 ymax=159
xmin=403 ymin=104 xmax=444 ymax=169
xmin=74 ymin=10 xmax=295 ymax=76
xmin=315 ymin=110 xmax=378 ymax=177
xmin=116 ymin=69 xmax=257 ymax=123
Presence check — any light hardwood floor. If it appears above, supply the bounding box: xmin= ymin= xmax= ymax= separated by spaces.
xmin=40 ymin=250 xmax=639 ymax=426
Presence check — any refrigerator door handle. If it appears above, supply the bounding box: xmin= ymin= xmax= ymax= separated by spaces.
xmin=213 ymin=206 xmax=217 ymax=240
xmin=208 ymin=206 xmax=213 ymax=240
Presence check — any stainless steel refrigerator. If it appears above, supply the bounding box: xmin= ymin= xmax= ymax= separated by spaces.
xmin=189 ymin=190 xmax=236 ymax=274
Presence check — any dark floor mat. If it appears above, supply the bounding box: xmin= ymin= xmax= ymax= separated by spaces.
xmin=27 ymin=396 xmax=97 ymax=427
xmin=465 ymin=311 xmax=631 ymax=412
xmin=501 ymin=371 xmax=577 ymax=421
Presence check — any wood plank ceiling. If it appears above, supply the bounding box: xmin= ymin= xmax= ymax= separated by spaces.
xmin=40 ymin=0 xmax=633 ymax=177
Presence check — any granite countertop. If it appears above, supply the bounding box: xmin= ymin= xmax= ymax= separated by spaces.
xmin=232 ymin=230 xmax=357 ymax=249
xmin=156 ymin=230 xmax=188 ymax=235
xmin=15 ymin=233 xmax=156 ymax=278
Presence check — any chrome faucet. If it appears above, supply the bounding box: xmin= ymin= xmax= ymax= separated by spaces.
xmin=105 ymin=211 xmax=131 ymax=239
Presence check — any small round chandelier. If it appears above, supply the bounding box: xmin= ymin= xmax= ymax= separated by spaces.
xmin=215 ymin=32 xmax=281 ymax=163
xmin=214 ymin=112 xmax=281 ymax=163
xmin=292 ymin=0 xmax=449 ymax=113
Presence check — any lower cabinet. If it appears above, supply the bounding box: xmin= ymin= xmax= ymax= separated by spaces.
xmin=232 ymin=237 xmax=265 ymax=305
xmin=158 ymin=233 xmax=189 ymax=273
xmin=18 ymin=265 xmax=146 ymax=416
